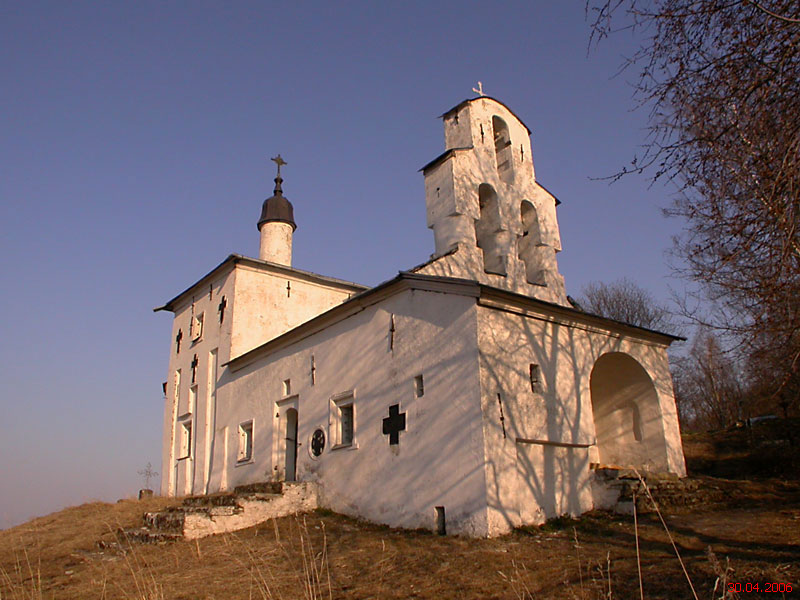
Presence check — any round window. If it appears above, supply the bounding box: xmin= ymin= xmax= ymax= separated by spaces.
xmin=310 ymin=428 xmax=326 ymax=458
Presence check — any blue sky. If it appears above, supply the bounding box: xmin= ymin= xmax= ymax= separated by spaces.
xmin=0 ymin=1 xmax=684 ymax=529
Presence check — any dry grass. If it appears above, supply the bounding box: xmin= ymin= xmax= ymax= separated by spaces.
xmin=2 ymin=496 xmax=797 ymax=599
xmin=2 ymin=427 xmax=799 ymax=599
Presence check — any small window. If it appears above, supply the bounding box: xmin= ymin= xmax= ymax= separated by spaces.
xmin=529 ymin=364 xmax=543 ymax=394
xmin=435 ymin=506 xmax=446 ymax=535
xmin=310 ymin=427 xmax=325 ymax=458
xmin=330 ymin=392 xmax=356 ymax=449
xmin=414 ymin=375 xmax=424 ymax=398
xmin=191 ymin=313 xmax=204 ymax=341
xmin=179 ymin=420 xmax=192 ymax=459
xmin=340 ymin=405 xmax=354 ymax=446
xmin=238 ymin=421 xmax=253 ymax=462
xmin=283 ymin=379 xmax=291 ymax=396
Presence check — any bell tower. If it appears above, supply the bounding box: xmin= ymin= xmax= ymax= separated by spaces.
xmin=417 ymin=95 xmax=568 ymax=306
xmin=258 ymin=155 xmax=296 ymax=266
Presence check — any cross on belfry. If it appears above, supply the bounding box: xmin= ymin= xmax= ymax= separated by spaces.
xmin=191 ymin=354 xmax=199 ymax=383
xmin=382 ymin=404 xmax=406 ymax=446
xmin=271 ymin=154 xmax=287 ymax=177
xmin=472 ymin=81 xmax=485 ymax=96
xmin=175 ymin=329 xmax=183 ymax=354
xmin=218 ymin=296 xmax=227 ymax=324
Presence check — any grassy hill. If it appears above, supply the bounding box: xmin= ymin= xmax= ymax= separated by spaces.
xmin=2 ymin=422 xmax=799 ymax=599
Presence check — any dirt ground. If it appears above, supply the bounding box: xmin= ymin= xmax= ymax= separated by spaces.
xmin=2 ymin=424 xmax=798 ymax=599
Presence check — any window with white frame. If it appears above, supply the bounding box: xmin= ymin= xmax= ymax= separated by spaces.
xmin=238 ymin=420 xmax=253 ymax=462
xmin=191 ymin=312 xmax=204 ymax=341
xmin=330 ymin=392 xmax=356 ymax=448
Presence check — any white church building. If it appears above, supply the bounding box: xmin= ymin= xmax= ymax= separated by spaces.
xmin=155 ymin=96 xmax=686 ymax=537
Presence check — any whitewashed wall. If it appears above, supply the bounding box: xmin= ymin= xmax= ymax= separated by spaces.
xmin=161 ymin=266 xmax=235 ymax=497
xmin=475 ymin=299 xmax=686 ymax=536
xmin=160 ymin=259 xmax=362 ymax=498
xmin=212 ymin=288 xmax=493 ymax=536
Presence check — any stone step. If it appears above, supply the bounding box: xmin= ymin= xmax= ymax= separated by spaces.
xmin=234 ymin=481 xmax=283 ymax=495
xmin=236 ymin=492 xmax=283 ymax=502
xmin=611 ymin=479 xmax=723 ymax=512
xmin=183 ymin=493 xmax=239 ymax=508
xmin=144 ymin=510 xmax=185 ymax=532
xmin=120 ymin=481 xmax=318 ymax=544
xmin=119 ymin=527 xmax=183 ymax=544
xmin=144 ymin=504 xmax=245 ymax=531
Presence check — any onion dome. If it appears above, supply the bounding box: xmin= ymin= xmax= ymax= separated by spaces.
xmin=257 ymin=155 xmax=297 ymax=231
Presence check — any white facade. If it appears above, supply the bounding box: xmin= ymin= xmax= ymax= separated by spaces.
xmin=156 ymin=96 xmax=686 ymax=537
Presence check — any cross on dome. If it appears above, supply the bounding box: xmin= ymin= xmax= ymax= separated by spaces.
xmin=271 ymin=154 xmax=287 ymax=177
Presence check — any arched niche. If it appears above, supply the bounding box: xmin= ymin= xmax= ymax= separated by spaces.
xmin=492 ymin=116 xmax=514 ymax=184
xmin=474 ymin=183 xmax=507 ymax=275
xmin=518 ymin=200 xmax=545 ymax=284
xmin=284 ymin=408 xmax=298 ymax=481
xmin=519 ymin=200 xmax=541 ymax=246
xmin=589 ymin=353 xmax=668 ymax=471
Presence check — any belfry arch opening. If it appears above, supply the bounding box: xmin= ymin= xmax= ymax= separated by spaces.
xmin=519 ymin=200 xmax=541 ymax=248
xmin=475 ymin=183 xmax=507 ymax=275
xmin=518 ymin=200 xmax=545 ymax=284
xmin=590 ymin=353 xmax=669 ymax=471
xmin=492 ymin=116 xmax=514 ymax=184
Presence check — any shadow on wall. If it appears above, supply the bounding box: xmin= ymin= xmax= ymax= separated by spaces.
xmin=477 ymin=310 xmax=674 ymax=530
xmin=590 ymin=352 xmax=668 ymax=470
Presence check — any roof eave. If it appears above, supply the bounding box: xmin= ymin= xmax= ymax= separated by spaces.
xmin=439 ymin=96 xmax=533 ymax=135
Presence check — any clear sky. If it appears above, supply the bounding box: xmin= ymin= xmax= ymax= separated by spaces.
xmin=0 ymin=1 xmax=684 ymax=529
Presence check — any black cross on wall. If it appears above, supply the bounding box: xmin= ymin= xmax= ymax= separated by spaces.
xmin=218 ymin=296 xmax=227 ymax=324
xmin=382 ymin=404 xmax=406 ymax=446
xmin=175 ymin=329 xmax=182 ymax=354
xmin=191 ymin=354 xmax=198 ymax=384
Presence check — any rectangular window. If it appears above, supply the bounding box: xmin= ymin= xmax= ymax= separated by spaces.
xmin=414 ymin=374 xmax=424 ymax=398
xmin=238 ymin=421 xmax=253 ymax=462
xmin=191 ymin=312 xmax=204 ymax=341
xmin=340 ymin=405 xmax=353 ymax=446
xmin=282 ymin=379 xmax=291 ymax=396
xmin=180 ymin=420 xmax=192 ymax=459
xmin=529 ymin=364 xmax=543 ymax=394
xmin=330 ymin=392 xmax=356 ymax=449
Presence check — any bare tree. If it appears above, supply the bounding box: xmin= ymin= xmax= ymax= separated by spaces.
xmin=672 ymin=329 xmax=745 ymax=430
xmin=586 ymin=1 xmax=800 ymax=412
xmin=580 ymin=278 xmax=674 ymax=331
